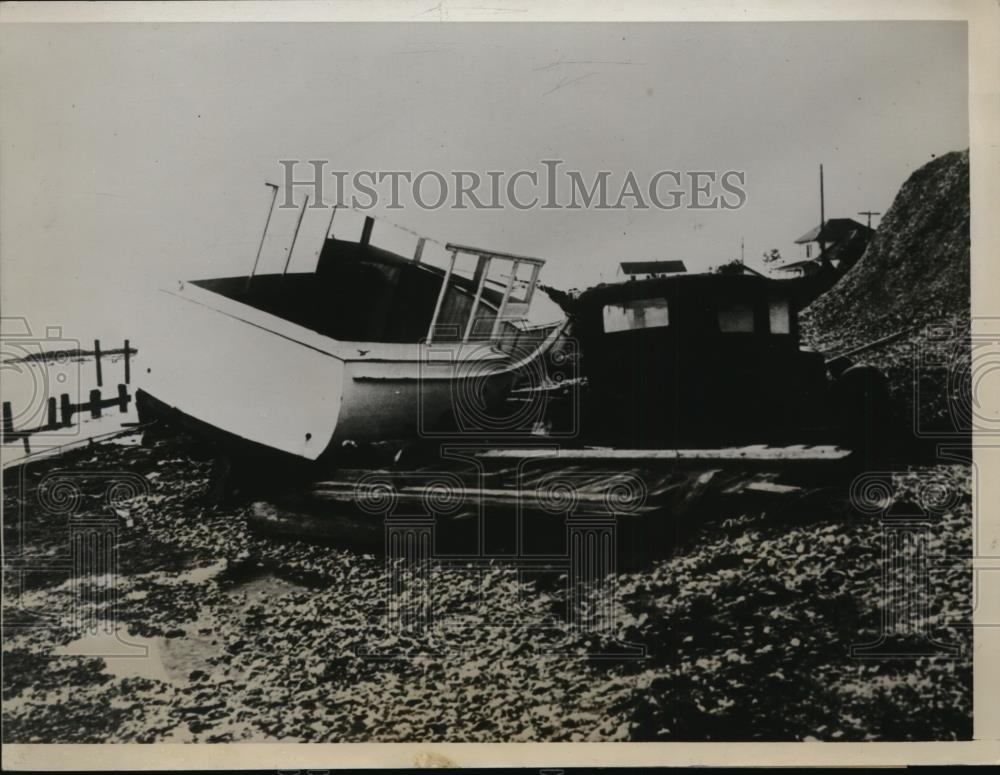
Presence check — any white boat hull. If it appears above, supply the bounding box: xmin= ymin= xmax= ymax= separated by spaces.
xmin=137 ymin=281 xmax=559 ymax=461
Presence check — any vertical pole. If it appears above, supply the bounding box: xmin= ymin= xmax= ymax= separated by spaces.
xmin=94 ymin=339 xmax=103 ymax=387
xmin=282 ymin=194 xmax=310 ymax=278
xmin=463 ymin=256 xmax=492 ymax=343
xmin=819 ymin=164 xmax=828 ymax=269
xmin=412 ymin=237 xmax=426 ymax=264
xmin=123 ymin=339 xmax=131 ymax=385
xmin=90 ymin=389 xmax=102 ymax=419
xmin=490 ymin=259 xmax=519 ymax=343
xmin=324 ymin=204 xmax=338 ymax=241
xmin=524 ymin=262 xmax=541 ymax=305
xmin=426 ymin=250 xmax=459 ymax=346
xmin=315 ymin=205 xmax=339 ymax=271
xmin=61 ymin=394 xmax=73 ymax=427
xmin=47 ymin=397 xmax=58 ymax=428
xmin=360 ymin=216 xmax=375 ymax=247
xmin=247 ymin=182 xmax=280 ymax=292
xmin=2 ymin=401 xmax=13 ymax=436
xmin=117 ymin=384 xmax=129 ymax=413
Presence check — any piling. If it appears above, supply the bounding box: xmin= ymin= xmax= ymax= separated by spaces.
xmin=47 ymin=396 xmax=58 ymax=428
xmin=117 ymin=384 xmax=129 ymax=412
xmin=94 ymin=339 xmax=103 ymax=387
xmin=90 ymin=389 xmax=102 ymax=419
xmin=124 ymin=339 xmax=131 ymax=384
xmin=2 ymin=401 xmax=12 ymax=436
xmin=60 ymin=394 xmax=73 ymax=427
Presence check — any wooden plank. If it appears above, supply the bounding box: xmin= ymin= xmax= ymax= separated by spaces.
xmin=474 ymin=446 xmax=850 ymax=461
xmin=745 ymin=481 xmax=803 ymax=495
xmin=305 ymin=483 xmax=656 ymax=512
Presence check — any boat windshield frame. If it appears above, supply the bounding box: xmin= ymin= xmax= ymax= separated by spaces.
xmin=426 ymin=243 xmax=545 ymax=347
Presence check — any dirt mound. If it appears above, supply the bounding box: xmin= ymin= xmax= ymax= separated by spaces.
xmin=799 ymin=151 xmax=970 ymax=438
xmin=801 ymin=149 xmax=969 ymax=354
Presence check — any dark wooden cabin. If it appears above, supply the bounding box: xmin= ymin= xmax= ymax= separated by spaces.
xmin=564 ymin=273 xmax=833 ymax=447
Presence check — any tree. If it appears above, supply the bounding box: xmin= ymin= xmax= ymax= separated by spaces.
xmin=714 ymin=259 xmax=746 ymax=275
xmin=762 ymin=249 xmax=783 ymax=264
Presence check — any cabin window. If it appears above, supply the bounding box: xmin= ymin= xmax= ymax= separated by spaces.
xmin=717 ymin=302 xmax=754 ymax=333
xmin=769 ymin=298 xmax=791 ymax=334
xmin=602 ymin=298 xmax=670 ymax=333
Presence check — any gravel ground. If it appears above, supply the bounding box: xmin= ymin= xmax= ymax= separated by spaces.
xmin=2 ymin=431 xmax=972 ymax=742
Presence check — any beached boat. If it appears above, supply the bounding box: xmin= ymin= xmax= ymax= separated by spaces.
xmin=545 ymin=263 xmax=889 ymax=454
xmin=136 ymin=206 xmax=566 ymax=465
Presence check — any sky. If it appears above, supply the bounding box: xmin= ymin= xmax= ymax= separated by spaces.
xmin=0 ymin=21 xmax=969 ymax=339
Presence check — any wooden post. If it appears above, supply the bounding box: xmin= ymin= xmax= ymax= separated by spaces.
xmin=123 ymin=339 xmax=131 ymax=384
xmin=61 ymin=394 xmax=73 ymax=427
xmin=90 ymin=389 xmax=102 ymax=419
xmin=412 ymin=237 xmax=426 ymax=264
xmin=117 ymin=384 xmax=129 ymax=412
xmin=2 ymin=401 xmax=13 ymax=436
xmin=94 ymin=339 xmax=103 ymax=387
xmin=360 ymin=216 xmax=375 ymax=247
xmin=47 ymin=397 xmax=58 ymax=428
xmin=21 ymin=436 xmax=30 ymax=455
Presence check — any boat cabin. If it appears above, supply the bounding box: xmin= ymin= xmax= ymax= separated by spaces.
xmin=575 ymin=273 xmax=800 ymax=346
xmin=190 ymin=211 xmax=546 ymax=350
xmin=567 ymin=273 xmax=831 ymax=446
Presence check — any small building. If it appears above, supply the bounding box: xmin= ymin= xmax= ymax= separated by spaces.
xmin=773 ymin=217 xmax=875 ymax=278
xmin=771 ymin=257 xmax=825 ymax=279
xmin=618 ymin=260 xmax=687 ymax=280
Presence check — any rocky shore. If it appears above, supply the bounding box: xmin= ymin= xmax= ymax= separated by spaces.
xmin=2 ymin=430 xmax=972 ymax=742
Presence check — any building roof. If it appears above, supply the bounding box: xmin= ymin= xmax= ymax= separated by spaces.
xmin=794 ymin=217 xmax=874 ymax=245
xmin=619 ymin=260 xmax=687 ymax=275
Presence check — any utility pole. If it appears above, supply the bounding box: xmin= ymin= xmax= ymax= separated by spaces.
xmin=819 ymin=164 xmax=828 ymax=270
xmin=858 ymin=210 xmax=881 ymax=230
